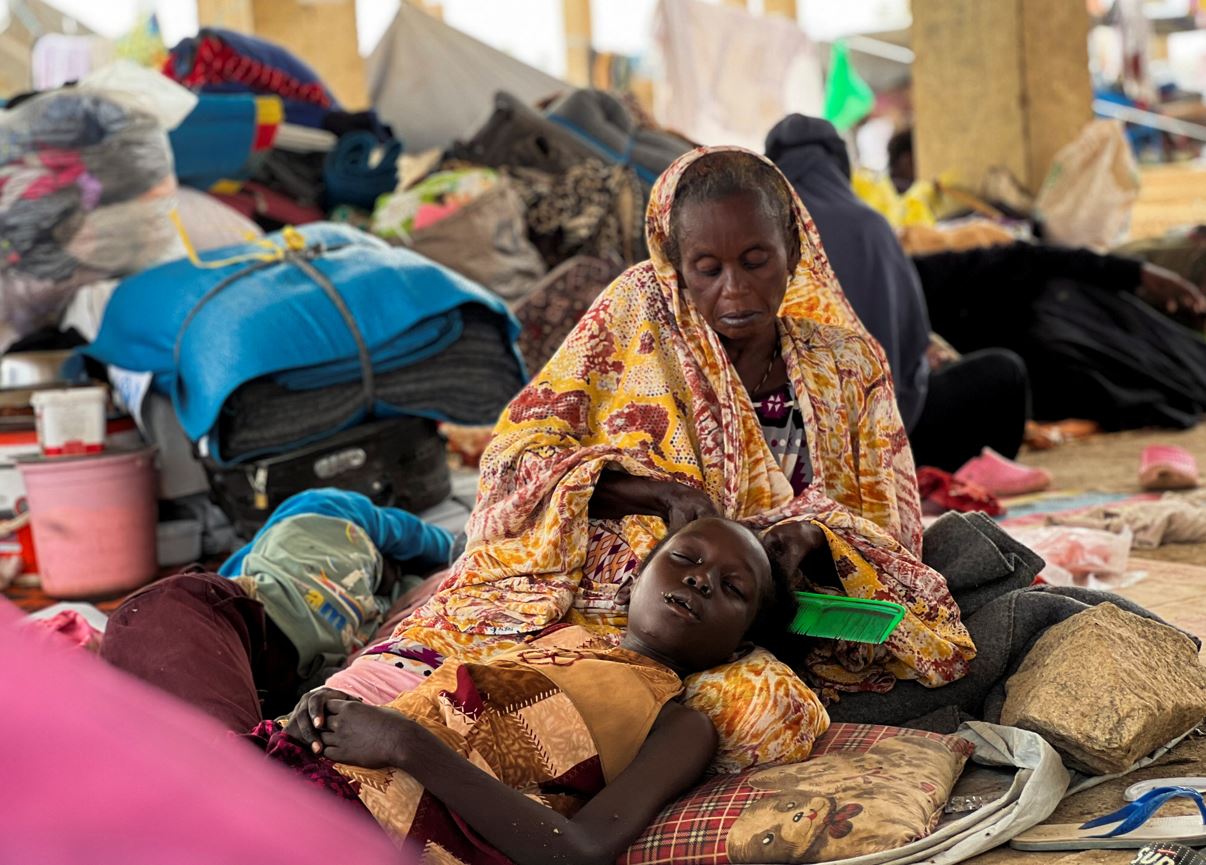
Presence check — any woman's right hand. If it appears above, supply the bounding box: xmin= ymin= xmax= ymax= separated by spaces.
xmin=285 ymin=687 xmax=361 ymax=754
xmin=658 ymin=483 xmax=720 ymax=532
xmin=590 ymin=471 xmax=718 ymax=531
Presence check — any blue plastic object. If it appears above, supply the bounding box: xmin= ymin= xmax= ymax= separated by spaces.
xmin=1080 ymin=787 xmax=1206 ymax=839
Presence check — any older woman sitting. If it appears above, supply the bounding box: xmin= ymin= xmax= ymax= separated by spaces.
xmin=389 ymin=146 xmax=974 ymax=703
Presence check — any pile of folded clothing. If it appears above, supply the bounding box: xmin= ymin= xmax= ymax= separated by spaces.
xmin=363 ymin=88 xmax=687 ymax=317
xmin=82 ymin=222 xmax=526 ymax=465
xmin=164 ymin=29 xmax=402 ymax=231
xmin=449 ymin=90 xmax=692 ymax=191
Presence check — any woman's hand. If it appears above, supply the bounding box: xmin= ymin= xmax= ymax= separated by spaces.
xmin=657 ymin=483 xmax=719 ymax=532
xmin=319 ymin=700 xmax=414 ymax=769
xmin=285 ymin=687 xmax=360 ymax=754
xmin=590 ymin=471 xmax=718 ymax=531
xmin=1138 ymin=263 xmax=1206 ymax=317
xmin=762 ymin=521 xmax=831 ymax=588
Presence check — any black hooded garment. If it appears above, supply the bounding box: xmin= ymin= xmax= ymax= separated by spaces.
xmin=767 ymin=114 xmax=932 ymax=430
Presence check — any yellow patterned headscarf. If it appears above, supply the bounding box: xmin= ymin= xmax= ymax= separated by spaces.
xmin=646 ymin=145 xmax=872 ymax=337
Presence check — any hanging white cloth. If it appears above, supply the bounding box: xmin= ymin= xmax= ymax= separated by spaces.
xmin=652 ymin=0 xmax=824 ymax=151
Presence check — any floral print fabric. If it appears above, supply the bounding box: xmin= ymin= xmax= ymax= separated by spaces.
xmin=393 ymin=145 xmax=974 ymax=704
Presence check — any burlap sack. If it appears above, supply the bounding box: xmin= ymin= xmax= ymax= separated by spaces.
xmin=407 ymin=179 xmax=546 ymax=301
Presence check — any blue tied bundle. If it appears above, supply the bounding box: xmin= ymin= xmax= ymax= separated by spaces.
xmin=323 ymin=131 xmax=403 ymax=210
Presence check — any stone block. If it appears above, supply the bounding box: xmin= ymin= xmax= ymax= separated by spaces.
xmin=1001 ymin=603 xmax=1206 ymax=775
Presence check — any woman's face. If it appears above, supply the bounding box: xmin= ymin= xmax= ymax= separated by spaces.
xmin=673 ymin=190 xmax=794 ymax=343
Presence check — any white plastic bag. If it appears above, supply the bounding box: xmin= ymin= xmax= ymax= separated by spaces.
xmin=1006 ymin=525 xmax=1141 ymax=590
xmin=0 ymin=74 xmax=183 ymax=351
xmin=1034 ymin=119 xmax=1140 ymax=250
xmin=78 ymin=60 xmax=197 ymax=131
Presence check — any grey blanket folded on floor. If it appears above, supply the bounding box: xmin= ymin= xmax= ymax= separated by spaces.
xmin=545 ymin=90 xmax=692 ymax=185
xmin=218 ymin=307 xmax=524 ymax=462
xmin=823 ymin=511 xmax=1198 ymax=733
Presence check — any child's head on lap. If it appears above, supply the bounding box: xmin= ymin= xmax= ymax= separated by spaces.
xmin=623 ymin=517 xmax=797 ymax=675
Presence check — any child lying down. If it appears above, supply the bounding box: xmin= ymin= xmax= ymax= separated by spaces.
xmin=260 ymin=516 xmax=798 ymax=865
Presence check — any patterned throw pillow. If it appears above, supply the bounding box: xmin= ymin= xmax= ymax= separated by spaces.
xmin=621 ymin=724 xmax=974 ymax=865
xmin=683 ymin=648 xmax=831 ymax=774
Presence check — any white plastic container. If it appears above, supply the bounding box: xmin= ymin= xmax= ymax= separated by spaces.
xmin=29 ymin=386 xmax=108 ymax=457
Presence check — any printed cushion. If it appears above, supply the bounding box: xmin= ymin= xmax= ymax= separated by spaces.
xmin=621 ymin=724 xmax=973 ymax=865
xmin=683 ymin=648 xmax=831 ymax=774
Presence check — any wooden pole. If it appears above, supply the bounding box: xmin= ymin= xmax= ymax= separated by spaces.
xmin=763 ymin=0 xmax=798 ymax=18
xmin=563 ymin=0 xmax=593 ymax=87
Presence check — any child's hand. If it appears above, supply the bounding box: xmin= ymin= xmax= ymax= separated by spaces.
xmin=319 ymin=700 xmax=413 ymax=769
xmin=285 ymin=687 xmax=360 ymax=754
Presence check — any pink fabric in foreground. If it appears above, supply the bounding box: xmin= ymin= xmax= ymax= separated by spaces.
xmin=324 ymin=655 xmax=426 ymax=705
xmin=26 ymin=609 xmax=103 ymax=651
xmin=0 ymin=598 xmax=412 ymax=865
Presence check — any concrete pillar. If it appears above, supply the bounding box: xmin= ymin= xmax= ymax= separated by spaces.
xmin=563 ymin=0 xmax=593 ymax=87
xmin=196 ymin=0 xmax=367 ymax=108
xmin=911 ymin=0 xmax=1093 ymax=193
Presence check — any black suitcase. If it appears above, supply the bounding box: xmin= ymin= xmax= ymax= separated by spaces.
xmin=205 ymin=416 xmax=451 ymax=539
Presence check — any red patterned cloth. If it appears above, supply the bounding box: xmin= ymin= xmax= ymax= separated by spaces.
xmin=917 ymin=467 xmax=1005 ymax=517
xmin=163 ymin=35 xmax=334 ymax=113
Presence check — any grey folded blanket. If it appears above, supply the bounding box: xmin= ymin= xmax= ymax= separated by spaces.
xmin=546 ymin=89 xmax=692 ymax=185
xmin=218 ymin=306 xmax=524 ymax=462
xmin=822 ymin=512 xmax=1197 ymax=733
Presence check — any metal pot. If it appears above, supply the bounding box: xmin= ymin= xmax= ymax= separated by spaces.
xmin=0 ymin=351 xmax=74 ymax=388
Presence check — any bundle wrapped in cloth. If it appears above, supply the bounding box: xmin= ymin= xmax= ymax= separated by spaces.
xmin=83 ymin=223 xmax=526 ymax=464
xmin=0 ymin=66 xmax=190 ymax=351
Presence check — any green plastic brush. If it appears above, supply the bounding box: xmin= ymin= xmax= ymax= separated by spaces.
xmin=789 ymin=592 xmax=906 ymax=644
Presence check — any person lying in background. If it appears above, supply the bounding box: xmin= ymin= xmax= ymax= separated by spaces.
xmin=880 ymin=127 xmax=1205 ymax=334
xmin=911 ymin=241 xmax=1206 ymax=432
xmin=100 ymin=488 xmax=452 ymax=726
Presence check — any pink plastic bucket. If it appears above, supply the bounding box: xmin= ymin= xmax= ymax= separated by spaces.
xmin=17 ymin=448 xmax=157 ymax=599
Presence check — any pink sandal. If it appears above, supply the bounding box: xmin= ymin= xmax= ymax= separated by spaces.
xmin=954 ymin=447 xmax=1052 ymax=497
xmin=1139 ymin=445 xmax=1201 ymax=491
